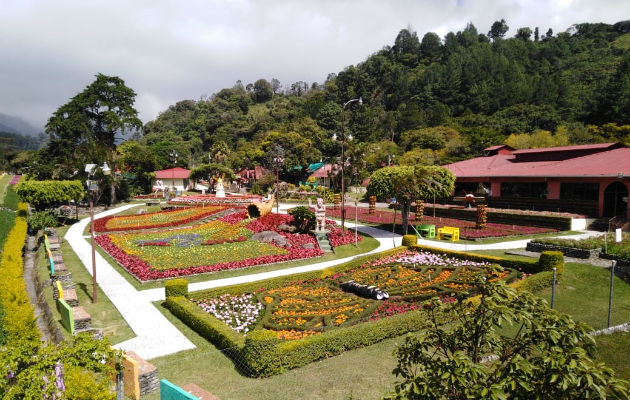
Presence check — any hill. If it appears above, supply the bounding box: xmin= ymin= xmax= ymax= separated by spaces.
xmin=0 ymin=113 xmax=41 ymax=136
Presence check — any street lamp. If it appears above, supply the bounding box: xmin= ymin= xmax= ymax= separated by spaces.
xmin=273 ymin=149 xmax=284 ymax=213
xmin=334 ymin=96 xmax=362 ymax=230
xmin=169 ymin=150 xmax=178 ymax=191
xmin=84 ymin=162 xmax=111 ymax=304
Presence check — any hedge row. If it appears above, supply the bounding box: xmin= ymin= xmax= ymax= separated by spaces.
xmin=15 ymin=180 xmax=84 ymax=211
xmin=0 ymin=203 xmax=39 ymax=344
xmin=510 ymin=271 xmax=554 ymax=294
xmin=410 ymin=243 xmax=540 ymax=273
xmin=166 ymin=244 xmax=551 ymax=377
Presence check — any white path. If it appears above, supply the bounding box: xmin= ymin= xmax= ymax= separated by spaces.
xmin=65 ymin=205 xmax=195 ymax=360
xmin=65 ymin=202 xmax=600 ymax=360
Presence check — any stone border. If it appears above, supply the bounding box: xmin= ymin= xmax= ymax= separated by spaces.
xmin=525 ymin=242 xmax=599 ymax=259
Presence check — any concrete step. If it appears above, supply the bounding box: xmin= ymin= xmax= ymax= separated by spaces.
xmin=72 ymin=306 xmax=91 ymax=331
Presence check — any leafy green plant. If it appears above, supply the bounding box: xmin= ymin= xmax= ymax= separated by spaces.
xmin=384 ymin=278 xmax=630 ymax=400
xmin=15 ymin=180 xmax=85 ymax=211
xmin=539 ymin=250 xmax=565 ymax=277
xmin=288 ymin=206 xmax=315 ymax=233
xmin=27 ymin=210 xmax=58 ymax=232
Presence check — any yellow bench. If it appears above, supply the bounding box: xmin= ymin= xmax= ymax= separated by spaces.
xmin=437 ymin=226 xmax=460 ymax=241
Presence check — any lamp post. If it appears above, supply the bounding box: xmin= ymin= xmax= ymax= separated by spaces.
xmin=335 ymin=97 xmax=362 ymax=230
xmin=273 ymin=149 xmax=284 ymax=213
xmin=85 ymin=162 xmax=111 ymax=304
xmin=169 ymin=150 xmax=178 ymax=191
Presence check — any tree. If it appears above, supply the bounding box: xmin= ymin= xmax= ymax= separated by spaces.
xmin=367 ymin=166 xmax=454 ymax=234
xmin=271 ymin=78 xmax=282 ymax=95
xmin=488 ymin=19 xmax=509 ymax=40
xmin=420 ymin=32 xmax=442 ymax=63
xmin=515 ymin=27 xmax=532 ymax=41
xmin=384 ymin=277 xmax=630 ymax=400
xmin=189 ymin=163 xmax=235 ymax=188
xmin=252 ymin=79 xmax=273 ymax=103
xmin=116 ymin=141 xmax=159 ymax=194
xmin=45 ymin=73 xmax=142 ymax=204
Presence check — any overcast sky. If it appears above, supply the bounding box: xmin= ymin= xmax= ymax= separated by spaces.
xmin=1 ymin=0 xmax=628 ymax=131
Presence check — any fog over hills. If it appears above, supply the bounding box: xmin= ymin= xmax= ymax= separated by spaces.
xmin=0 ymin=112 xmax=41 ymax=136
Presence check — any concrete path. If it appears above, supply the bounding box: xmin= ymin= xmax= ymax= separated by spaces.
xmin=65 ymin=205 xmax=195 ymax=360
xmin=65 ymin=202 xmax=600 ymax=359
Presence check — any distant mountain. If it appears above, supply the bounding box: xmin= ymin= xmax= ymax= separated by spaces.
xmin=0 ymin=113 xmax=41 ymax=136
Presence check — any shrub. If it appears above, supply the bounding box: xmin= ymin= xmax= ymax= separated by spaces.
xmin=538 ymin=251 xmax=564 ymax=278
xmin=510 ymin=271 xmax=554 ymax=294
xmin=165 ymin=278 xmax=189 ymax=298
xmin=15 ymin=180 xmax=85 ymax=211
xmin=250 ymin=181 xmax=262 ymax=195
xmin=27 ymin=210 xmax=58 ymax=232
xmin=288 ymin=206 xmax=315 ymax=233
xmin=0 ymin=203 xmax=39 ymax=343
xmin=64 ymin=366 xmax=116 ymax=400
xmin=401 ymin=234 xmax=417 ymax=247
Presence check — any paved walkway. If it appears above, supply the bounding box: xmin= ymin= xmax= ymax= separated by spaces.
xmin=65 ymin=202 xmax=602 ymax=360
xmin=65 ymin=205 xmax=195 ymax=360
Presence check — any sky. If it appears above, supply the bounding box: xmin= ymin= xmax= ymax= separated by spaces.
xmin=0 ymin=0 xmax=628 ymax=131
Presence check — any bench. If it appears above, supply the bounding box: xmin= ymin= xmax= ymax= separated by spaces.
xmin=417 ymin=224 xmax=435 ymax=238
xmin=437 ymin=226 xmax=460 ymax=241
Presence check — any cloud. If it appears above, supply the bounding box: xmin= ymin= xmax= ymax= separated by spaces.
xmin=0 ymin=0 xmax=627 ymax=129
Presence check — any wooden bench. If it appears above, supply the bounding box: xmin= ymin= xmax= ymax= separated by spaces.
xmin=417 ymin=224 xmax=435 ymax=238
xmin=437 ymin=226 xmax=460 ymax=241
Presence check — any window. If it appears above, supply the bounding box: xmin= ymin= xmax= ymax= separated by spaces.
xmin=560 ymin=182 xmax=599 ymax=201
xmin=500 ymin=182 xmax=547 ymax=198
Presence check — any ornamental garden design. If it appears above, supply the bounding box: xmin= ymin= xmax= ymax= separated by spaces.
xmin=94 ymin=208 xmax=359 ymax=281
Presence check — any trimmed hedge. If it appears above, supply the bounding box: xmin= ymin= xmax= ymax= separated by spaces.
xmin=401 ymin=234 xmax=417 ymax=247
xmin=165 ymin=278 xmax=189 ymax=298
xmin=15 ymin=180 xmax=85 ymax=211
xmin=411 ymin=244 xmax=540 ymax=273
xmin=241 ymin=308 xmax=435 ymax=377
xmin=165 ymin=296 xmax=245 ymax=349
xmin=539 ymin=250 xmax=564 ymax=278
xmin=510 ymin=271 xmax=554 ymax=294
xmin=0 ymin=203 xmax=39 ymax=343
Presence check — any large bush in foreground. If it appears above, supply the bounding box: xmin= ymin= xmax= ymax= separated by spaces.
xmin=384 ymin=278 xmax=629 ymax=400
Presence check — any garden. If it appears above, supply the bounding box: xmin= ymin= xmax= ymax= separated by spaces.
xmin=327 ymin=205 xmax=557 ymax=239
xmin=531 ymin=233 xmax=630 ymax=261
xmin=95 ymin=209 xmax=359 ymax=281
xmin=165 ymin=246 xmax=532 ymax=377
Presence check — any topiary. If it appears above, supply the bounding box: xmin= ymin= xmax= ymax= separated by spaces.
xmin=538 ymin=251 xmax=564 ymax=278
xmin=288 ymin=206 xmax=315 ymax=233
xmin=402 ymin=234 xmax=417 ymax=247
xmin=165 ymin=278 xmax=189 ymax=298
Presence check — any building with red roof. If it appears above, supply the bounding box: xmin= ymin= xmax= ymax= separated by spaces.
xmin=444 ymin=143 xmax=630 ymax=218
xmin=153 ymin=167 xmax=191 ymax=191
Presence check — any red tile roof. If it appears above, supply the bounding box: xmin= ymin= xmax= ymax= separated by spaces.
xmin=155 ymin=167 xmax=190 ymax=179
xmin=309 ymin=164 xmax=333 ymax=178
xmin=511 ymin=142 xmax=620 ymax=154
xmin=445 ymin=143 xmax=630 ymax=178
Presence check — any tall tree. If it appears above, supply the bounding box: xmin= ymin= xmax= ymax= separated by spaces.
xmin=488 ymin=19 xmax=509 ymax=40
xmin=45 ymin=73 xmax=142 ymax=203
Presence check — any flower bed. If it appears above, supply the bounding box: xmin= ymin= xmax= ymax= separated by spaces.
xmin=189 ymin=250 xmax=518 ymax=340
xmin=93 ymin=206 xmax=226 ymax=232
xmin=168 ymin=194 xmax=263 ymax=206
xmin=96 ymin=212 xmax=323 ymax=281
xmin=327 ymin=206 xmax=556 ymax=239
xmin=9 ymin=175 xmax=21 ymax=185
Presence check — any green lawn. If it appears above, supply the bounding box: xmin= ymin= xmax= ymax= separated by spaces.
xmin=595 ymin=332 xmax=630 ymax=380
xmin=37 ymin=225 xmax=135 ymax=344
xmin=0 ymin=173 xmax=10 ymax=205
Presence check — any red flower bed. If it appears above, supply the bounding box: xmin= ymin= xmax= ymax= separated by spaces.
xmin=95 ymin=231 xmax=322 ymax=281
xmin=327 ymin=206 xmax=555 ymax=239
xmin=246 ymin=213 xmax=294 ymax=233
xmin=93 ymin=206 xmax=226 ymax=233
xmin=9 ymin=175 xmax=20 ymax=185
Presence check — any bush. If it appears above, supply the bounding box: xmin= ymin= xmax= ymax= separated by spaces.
xmin=64 ymin=366 xmax=116 ymax=400
xmin=250 ymin=181 xmax=263 ymax=195
xmin=539 ymin=251 xmax=564 ymax=277
xmin=401 ymin=234 xmax=417 ymax=247
xmin=15 ymin=180 xmax=85 ymax=211
xmin=510 ymin=271 xmax=554 ymax=294
xmin=27 ymin=210 xmax=58 ymax=232
xmin=0 ymin=203 xmax=39 ymax=343
xmin=288 ymin=206 xmax=315 ymax=233
xmin=165 ymin=278 xmax=189 ymax=298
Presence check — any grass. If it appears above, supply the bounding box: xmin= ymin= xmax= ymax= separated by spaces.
xmin=142 ymin=300 xmax=403 ymax=400
xmin=0 ymin=173 xmax=10 ymax=205
xmin=532 ymin=263 xmax=630 ymax=331
xmin=595 ymin=332 xmax=630 ymax=380
xmin=94 ymin=232 xmax=380 ymax=290
xmin=2 ymin=181 xmax=19 ymax=210
xmin=37 ymin=225 xmax=135 ymax=344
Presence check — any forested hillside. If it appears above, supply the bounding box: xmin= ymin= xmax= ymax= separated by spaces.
xmin=139 ymin=20 xmax=629 ymax=184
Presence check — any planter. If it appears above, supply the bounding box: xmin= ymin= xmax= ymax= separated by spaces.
xmin=525 ymin=242 xmax=600 ymax=259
